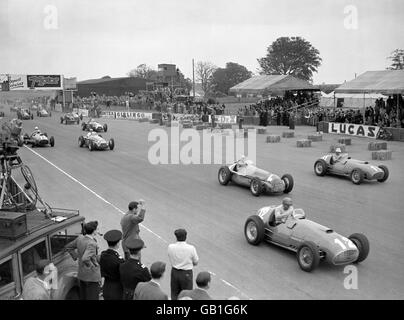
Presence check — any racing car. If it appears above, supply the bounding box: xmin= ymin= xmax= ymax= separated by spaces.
xmin=23 ymin=132 xmax=55 ymax=147
xmin=218 ymin=158 xmax=294 ymax=196
xmin=60 ymin=112 xmax=82 ymax=125
xmin=78 ymin=133 xmax=114 ymax=151
xmin=314 ymin=153 xmax=389 ymax=185
xmin=81 ymin=119 xmax=108 ymax=132
xmin=17 ymin=108 xmax=34 ymax=120
xmin=244 ymin=206 xmax=369 ymax=272
xmin=37 ymin=106 xmax=51 ymax=117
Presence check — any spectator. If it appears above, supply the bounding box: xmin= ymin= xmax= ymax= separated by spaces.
xmin=178 ymin=271 xmax=213 ymax=300
xmin=120 ymin=238 xmax=151 ymax=300
xmin=167 ymin=228 xmax=199 ymax=300
xmin=22 ymin=260 xmax=53 ymax=300
xmin=121 ymin=200 xmax=146 ymax=260
xmin=100 ymin=230 xmax=125 ymax=300
xmin=65 ymin=221 xmax=101 ymax=300
xmin=134 ymin=261 xmax=168 ymax=300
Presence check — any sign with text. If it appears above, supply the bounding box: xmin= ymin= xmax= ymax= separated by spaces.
xmin=27 ymin=74 xmax=63 ymax=89
xmin=9 ymin=74 xmax=28 ymax=90
xmin=209 ymin=115 xmax=238 ymax=124
xmin=328 ymin=122 xmax=380 ymax=139
xmin=101 ymin=111 xmax=116 ymax=118
xmin=115 ymin=111 xmax=153 ymax=120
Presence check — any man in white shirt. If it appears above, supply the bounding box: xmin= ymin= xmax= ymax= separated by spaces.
xmin=167 ymin=228 xmax=199 ymax=300
xmin=274 ymin=197 xmax=294 ymax=224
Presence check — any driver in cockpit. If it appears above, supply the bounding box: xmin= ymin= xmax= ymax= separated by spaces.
xmin=86 ymin=129 xmax=97 ymax=138
xmin=274 ymin=197 xmax=294 ymax=224
xmin=32 ymin=126 xmax=41 ymax=136
xmin=235 ymin=155 xmax=248 ymax=175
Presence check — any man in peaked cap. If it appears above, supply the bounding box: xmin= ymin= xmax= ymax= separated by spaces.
xmin=119 ymin=238 xmax=151 ymax=300
xmin=99 ymin=230 xmax=125 ymax=300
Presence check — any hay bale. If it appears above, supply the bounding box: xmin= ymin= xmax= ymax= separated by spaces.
xmin=371 ymin=150 xmax=392 ymax=160
xmin=330 ymin=143 xmax=346 ymax=153
xmin=138 ymin=118 xmax=149 ymax=123
xmin=338 ymin=138 xmax=351 ymax=145
xmin=308 ymin=133 xmax=323 ymax=142
xmin=282 ymin=131 xmax=294 ymax=138
xmin=296 ymin=139 xmax=312 ymax=148
xmin=368 ymin=141 xmax=387 ymax=151
xmin=266 ymin=135 xmax=281 ymax=143
xmin=257 ymin=128 xmax=267 ymax=134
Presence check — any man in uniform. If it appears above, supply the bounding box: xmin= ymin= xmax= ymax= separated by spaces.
xmin=274 ymin=197 xmax=294 ymax=224
xmin=119 ymin=238 xmax=151 ymax=300
xmin=100 ymin=230 xmax=125 ymax=300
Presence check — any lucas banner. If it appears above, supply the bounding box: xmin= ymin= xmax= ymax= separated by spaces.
xmin=27 ymin=74 xmax=63 ymax=89
xmin=328 ymin=122 xmax=380 ymax=139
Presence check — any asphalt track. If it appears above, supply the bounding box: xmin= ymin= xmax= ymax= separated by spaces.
xmin=14 ymin=113 xmax=404 ymax=300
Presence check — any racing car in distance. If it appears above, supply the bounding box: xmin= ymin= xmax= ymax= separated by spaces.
xmin=314 ymin=153 xmax=389 ymax=185
xmin=78 ymin=133 xmax=114 ymax=151
xmin=37 ymin=106 xmax=51 ymax=117
xmin=244 ymin=206 xmax=369 ymax=272
xmin=60 ymin=112 xmax=82 ymax=125
xmin=81 ymin=119 xmax=108 ymax=132
xmin=23 ymin=132 xmax=55 ymax=147
xmin=218 ymin=158 xmax=294 ymax=196
xmin=17 ymin=108 xmax=34 ymax=120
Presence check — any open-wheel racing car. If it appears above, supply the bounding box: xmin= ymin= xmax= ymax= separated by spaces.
xmin=244 ymin=206 xmax=369 ymax=272
xmin=23 ymin=131 xmax=55 ymax=147
xmin=218 ymin=158 xmax=294 ymax=196
xmin=37 ymin=106 xmax=51 ymax=117
xmin=17 ymin=108 xmax=34 ymax=120
xmin=61 ymin=112 xmax=82 ymax=125
xmin=314 ymin=153 xmax=389 ymax=185
xmin=81 ymin=119 xmax=108 ymax=132
xmin=78 ymin=133 xmax=114 ymax=151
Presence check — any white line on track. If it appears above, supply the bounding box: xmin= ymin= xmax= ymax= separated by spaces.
xmin=25 ymin=145 xmax=251 ymax=299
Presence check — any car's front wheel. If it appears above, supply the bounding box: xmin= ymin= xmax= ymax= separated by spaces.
xmin=250 ymin=178 xmax=263 ymax=196
xmin=218 ymin=167 xmax=231 ymax=185
xmin=281 ymin=174 xmax=294 ymax=193
xmin=314 ymin=159 xmax=328 ymax=176
xmin=103 ymin=124 xmax=108 ymax=132
xmin=349 ymin=233 xmax=370 ymax=263
xmin=350 ymin=169 xmax=364 ymax=185
xmin=297 ymin=241 xmax=320 ymax=272
xmin=109 ymin=138 xmax=115 ymax=150
xmin=49 ymin=136 xmax=55 ymax=147
xmin=244 ymin=215 xmax=265 ymax=245
xmin=89 ymin=141 xmax=94 ymax=151
xmin=377 ymin=165 xmax=389 ymax=183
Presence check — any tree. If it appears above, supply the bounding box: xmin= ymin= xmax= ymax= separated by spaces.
xmin=257 ymin=37 xmax=322 ymax=81
xmin=387 ymin=49 xmax=404 ymax=70
xmin=127 ymin=64 xmax=158 ymax=80
xmin=211 ymin=62 xmax=252 ymax=95
xmin=195 ymin=61 xmax=217 ymax=96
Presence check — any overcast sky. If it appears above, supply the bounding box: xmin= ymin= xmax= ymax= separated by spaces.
xmin=1 ymin=0 xmax=403 ymax=84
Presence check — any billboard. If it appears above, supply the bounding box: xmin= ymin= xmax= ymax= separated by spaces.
xmin=63 ymin=77 xmax=77 ymax=90
xmin=27 ymin=74 xmax=63 ymax=89
xmin=9 ymin=74 xmax=28 ymax=90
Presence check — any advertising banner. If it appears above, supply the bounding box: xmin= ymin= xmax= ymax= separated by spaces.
xmin=208 ymin=115 xmax=238 ymax=124
xmin=9 ymin=74 xmax=28 ymax=90
xmin=63 ymin=77 xmax=77 ymax=90
xmin=328 ymin=122 xmax=380 ymax=139
xmin=115 ymin=111 xmax=153 ymax=120
xmin=27 ymin=74 xmax=63 ymax=90
xmin=101 ymin=111 xmax=116 ymax=119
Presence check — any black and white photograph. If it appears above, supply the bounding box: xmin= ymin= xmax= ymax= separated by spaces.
xmin=0 ymin=0 xmax=403 ymax=310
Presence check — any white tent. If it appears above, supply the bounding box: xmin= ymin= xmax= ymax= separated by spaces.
xmin=319 ymin=91 xmax=387 ymax=109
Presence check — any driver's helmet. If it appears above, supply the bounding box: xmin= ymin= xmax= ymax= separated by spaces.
xmin=282 ymin=197 xmax=293 ymax=208
xmin=34 ymin=126 xmax=39 ymax=131
xmin=335 ymin=147 xmax=341 ymax=154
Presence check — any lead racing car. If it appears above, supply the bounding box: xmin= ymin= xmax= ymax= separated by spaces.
xmin=81 ymin=119 xmax=108 ymax=132
xmin=23 ymin=131 xmax=55 ymax=147
xmin=244 ymin=206 xmax=369 ymax=272
xmin=218 ymin=158 xmax=294 ymax=196
xmin=78 ymin=133 xmax=115 ymax=151
xmin=17 ymin=108 xmax=34 ymax=120
xmin=314 ymin=153 xmax=389 ymax=185
xmin=37 ymin=106 xmax=52 ymax=117
xmin=61 ymin=112 xmax=82 ymax=125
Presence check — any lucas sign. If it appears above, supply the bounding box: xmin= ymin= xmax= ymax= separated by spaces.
xmin=328 ymin=122 xmax=380 ymax=139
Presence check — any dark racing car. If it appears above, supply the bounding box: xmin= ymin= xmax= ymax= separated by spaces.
xmin=61 ymin=112 xmax=82 ymax=125
xmin=218 ymin=158 xmax=294 ymax=196
xmin=37 ymin=106 xmax=52 ymax=117
xmin=78 ymin=133 xmax=114 ymax=151
xmin=23 ymin=131 xmax=55 ymax=147
xmin=17 ymin=108 xmax=34 ymax=120
xmin=81 ymin=119 xmax=108 ymax=132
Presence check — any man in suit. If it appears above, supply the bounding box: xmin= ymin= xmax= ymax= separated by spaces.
xmin=178 ymin=271 xmax=213 ymax=300
xmin=65 ymin=221 xmax=101 ymax=300
xmin=99 ymin=230 xmax=125 ymax=300
xmin=120 ymin=200 xmax=146 ymax=260
xmin=134 ymin=261 xmax=168 ymax=300
xmin=119 ymin=238 xmax=151 ymax=300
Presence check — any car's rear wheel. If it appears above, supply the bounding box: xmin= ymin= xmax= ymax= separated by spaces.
xmin=350 ymin=169 xmax=364 ymax=185
xmin=297 ymin=241 xmax=320 ymax=272
xmin=281 ymin=174 xmax=294 ymax=193
xmin=377 ymin=165 xmax=389 ymax=183
xmin=103 ymin=124 xmax=108 ymax=132
xmin=349 ymin=233 xmax=370 ymax=263
xmin=250 ymin=178 xmax=263 ymax=196
xmin=218 ymin=166 xmax=232 ymax=185
xmin=89 ymin=141 xmax=94 ymax=151
xmin=60 ymin=117 xmax=64 ymax=124
xmin=244 ymin=215 xmax=265 ymax=245
xmin=109 ymin=138 xmax=115 ymax=150
xmin=49 ymin=136 xmax=55 ymax=147
xmin=314 ymin=159 xmax=328 ymax=176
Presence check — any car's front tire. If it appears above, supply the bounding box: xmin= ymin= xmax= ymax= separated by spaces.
xmin=244 ymin=215 xmax=265 ymax=245
xmin=103 ymin=124 xmax=108 ymax=132
xmin=377 ymin=165 xmax=389 ymax=182
xmin=89 ymin=141 xmax=94 ymax=151
xmin=78 ymin=136 xmax=85 ymax=147
xmin=109 ymin=138 xmax=115 ymax=150
xmin=349 ymin=233 xmax=370 ymax=263
xmin=314 ymin=159 xmax=328 ymax=176
xmin=49 ymin=136 xmax=55 ymax=147
xmin=281 ymin=174 xmax=294 ymax=193
xmin=350 ymin=169 xmax=364 ymax=185
xmin=250 ymin=178 xmax=263 ymax=196
xmin=218 ymin=167 xmax=232 ymax=185
xmin=297 ymin=241 xmax=320 ymax=272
